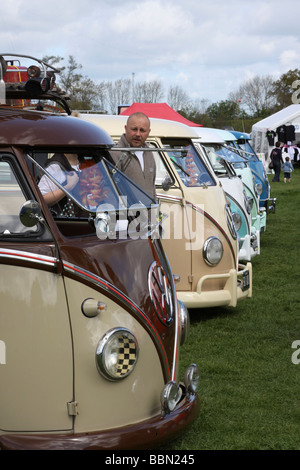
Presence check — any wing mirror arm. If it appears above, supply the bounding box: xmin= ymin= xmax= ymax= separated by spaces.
xmin=19 ymin=200 xmax=62 ymax=271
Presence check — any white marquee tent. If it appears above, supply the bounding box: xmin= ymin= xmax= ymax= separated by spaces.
xmin=251 ymin=104 xmax=300 ymax=159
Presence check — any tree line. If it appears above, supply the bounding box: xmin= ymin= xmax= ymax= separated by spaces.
xmin=44 ymin=55 xmax=300 ymax=132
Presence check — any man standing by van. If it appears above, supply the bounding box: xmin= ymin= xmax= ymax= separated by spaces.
xmin=270 ymin=141 xmax=284 ymax=182
xmin=111 ymin=112 xmax=156 ymax=199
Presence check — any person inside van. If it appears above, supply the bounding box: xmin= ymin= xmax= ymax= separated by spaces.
xmin=38 ymin=153 xmax=80 ymax=216
xmin=111 ymin=112 xmax=156 ymax=199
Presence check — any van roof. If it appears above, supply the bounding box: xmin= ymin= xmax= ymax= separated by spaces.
xmin=230 ymin=130 xmax=250 ymax=140
xmin=0 ymin=107 xmax=113 ymax=147
xmin=77 ymin=114 xmax=200 ymax=139
xmin=192 ymin=127 xmax=225 ymax=143
xmin=211 ymin=128 xmax=237 ymax=141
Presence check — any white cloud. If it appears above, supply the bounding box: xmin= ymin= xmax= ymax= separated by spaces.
xmin=0 ymin=0 xmax=299 ymax=103
xmin=110 ymin=1 xmax=190 ymax=39
xmin=279 ymin=50 xmax=300 ymax=70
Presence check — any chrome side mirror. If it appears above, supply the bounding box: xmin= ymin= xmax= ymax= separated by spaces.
xmin=161 ymin=176 xmax=173 ymax=192
xmin=19 ymin=200 xmax=44 ymax=227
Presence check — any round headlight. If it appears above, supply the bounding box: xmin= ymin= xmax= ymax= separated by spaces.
xmin=246 ymin=196 xmax=253 ymax=213
xmin=27 ymin=65 xmax=41 ymax=78
xmin=243 ymin=190 xmax=252 ymax=214
xmin=203 ymin=236 xmax=223 ymax=266
xmin=96 ymin=328 xmax=138 ymax=381
xmin=161 ymin=381 xmax=182 ymax=415
xmin=255 ymin=183 xmax=263 ymax=195
xmin=232 ymin=211 xmax=242 ymax=231
xmin=40 ymin=77 xmax=50 ymax=92
xmin=184 ymin=363 xmax=200 ymax=395
xmin=225 ymin=203 xmax=237 ymax=239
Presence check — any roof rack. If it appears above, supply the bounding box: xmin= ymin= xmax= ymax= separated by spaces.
xmin=0 ymin=53 xmax=71 ymax=114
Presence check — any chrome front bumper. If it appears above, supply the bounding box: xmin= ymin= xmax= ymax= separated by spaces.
xmin=177 ymin=262 xmax=252 ymax=308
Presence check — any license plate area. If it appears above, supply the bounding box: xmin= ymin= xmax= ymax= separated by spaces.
xmin=242 ymin=270 xmax=250 ymax=291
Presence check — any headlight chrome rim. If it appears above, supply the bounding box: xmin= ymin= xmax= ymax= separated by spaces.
xmin=96 ymin=328 xmax=139 ymax=381
xmin=255 ymin=183 xmax=263 ymax=196
xmin=203 ymin=236 xmax=224 ymax=266
xmin=232 ymin=211 xmax=242 ymax=231
xmin=161 ymin=381 xmax=182 ymax=415
xmin=225 ymin=203 xmax=237 ymax=239
xmin=184 ymin=363 xmax=200 ymax=395
xmin=246 ymin=196 xmax=254 ymax=213
xmin=178 ymin=300 xmax=190 ymax=346
xmin=243 ymin=189 xmax=253 ymax=214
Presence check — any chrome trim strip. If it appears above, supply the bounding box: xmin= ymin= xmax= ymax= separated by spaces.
xmin=0 ymin=248 xmax=56 ymax=267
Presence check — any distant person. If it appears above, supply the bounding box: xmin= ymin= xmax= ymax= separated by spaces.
xmin=270 ymin=142 xmax=284 ymax=182
xmin=282 ymin=156 xmax=294 ymax=183
xmin=111 ymin=112 xmax=156 ymax=199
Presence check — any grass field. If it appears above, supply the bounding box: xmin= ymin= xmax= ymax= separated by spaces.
xmin=160 ymin=167 xmax=300 ymax=450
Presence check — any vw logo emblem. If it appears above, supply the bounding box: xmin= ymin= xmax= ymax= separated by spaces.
xmin=148 ymin=262 xmax=174 ymax=326
xmin=225 ymin=203 xmax=237 ymax=240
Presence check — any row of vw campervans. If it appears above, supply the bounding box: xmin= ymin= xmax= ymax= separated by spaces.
xmin=0 ymin=53 xmax=274 ymax=450
xmin=78 ymin=113 xmax=255 ymax=309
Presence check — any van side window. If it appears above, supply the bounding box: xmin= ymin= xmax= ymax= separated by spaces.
xmin=147 ymin=143 xmax=175 ymax=187
xmin=0 ymin=160 xmax=38 ymax=236
xmin=161 ymin=139 xmax=216 ymax=188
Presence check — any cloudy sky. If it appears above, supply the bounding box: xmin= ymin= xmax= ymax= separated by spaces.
xmin=2 ymin=0 xmax=300 ymax=104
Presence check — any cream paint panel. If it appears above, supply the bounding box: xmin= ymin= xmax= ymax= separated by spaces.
xmin=0 ymin=265 xmax=73 ymax=432
xmin=159 ymin=195 xmax=192 ymax=291
xmin=63 ymin=278 xmax=166 ymax=433
xmin=189 ymin=186 xmax=237 ymax=291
